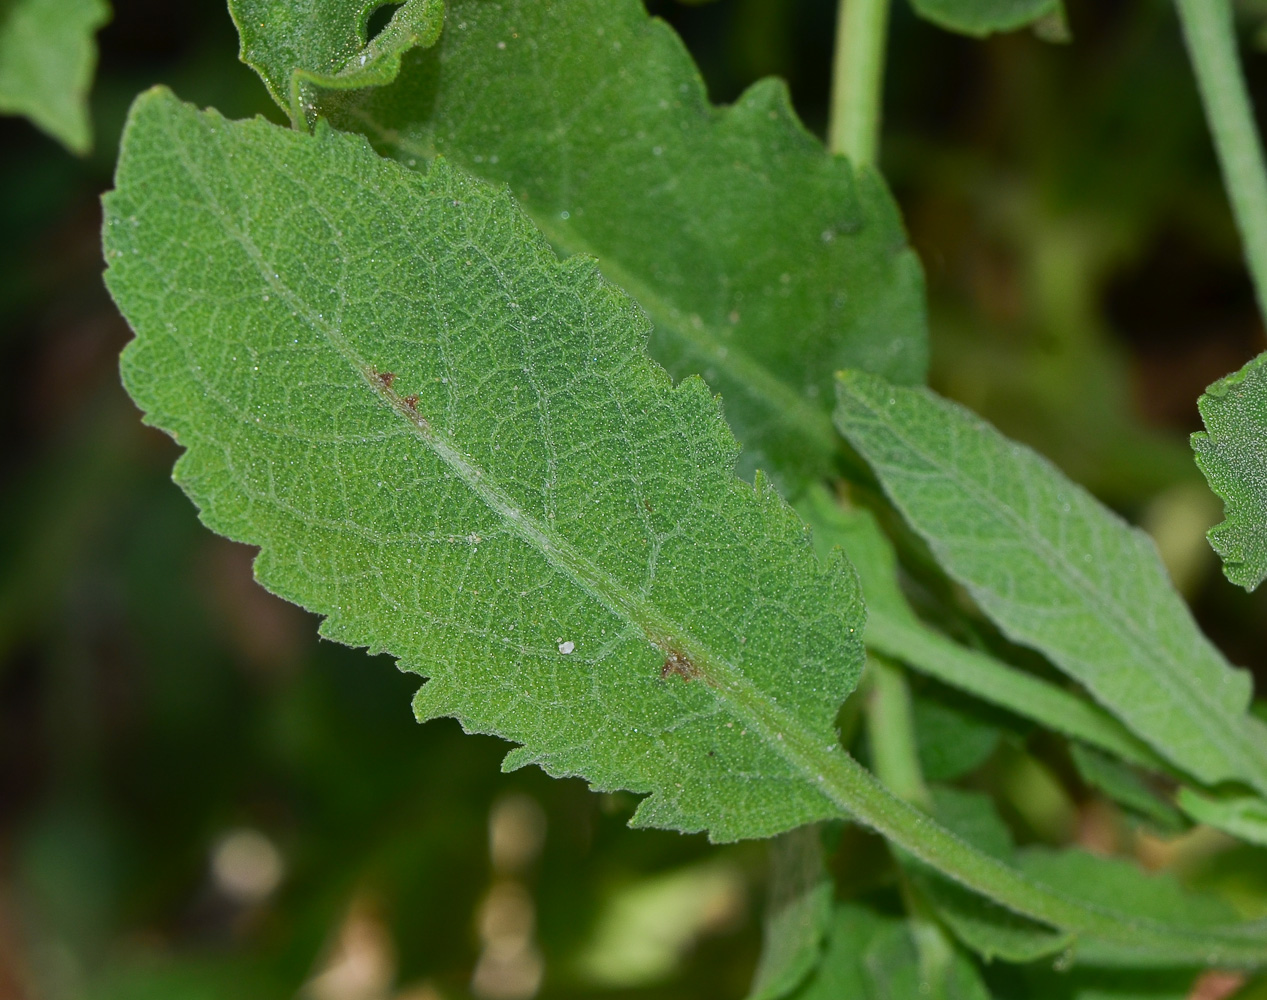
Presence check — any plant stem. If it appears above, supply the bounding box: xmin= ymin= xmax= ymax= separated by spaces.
xmin=865 ymin=654 xmax=930 ymax=809
xmin=1175 ymin=0 xmax=1267 ymax=321
xmin=829 ymin=0 xmax=891 ymax=165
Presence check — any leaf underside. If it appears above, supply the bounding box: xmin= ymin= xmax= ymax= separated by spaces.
xmin=0 ymin=0 xmax=110 ymax=153
xmin=1192 ymin=351 xmax=1267 ymax=592
xmin=318 ymin=0 xmax=928 ymax=489
xmin=103 ymin=89 xmax=867 ymax=844
xmin=834 ymin=370 xmax=1267 ymax=796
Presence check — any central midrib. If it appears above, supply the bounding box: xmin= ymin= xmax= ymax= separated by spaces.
xmin=847 ymin=387 xmax=1266 ymax=790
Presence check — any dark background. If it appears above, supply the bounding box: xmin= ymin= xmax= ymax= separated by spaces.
xmin=2 ymin=0 xmax=1266 ymax=996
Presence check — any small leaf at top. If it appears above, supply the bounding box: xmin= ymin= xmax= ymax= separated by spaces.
xmin=317 ymin=0 xmax=928 ymax=489
xmin=104 ymin=89 xmax=866 ymax=843
xmin=1192 ymin=351 xmax=1267 ymax=591
xmin=228 ymin=0 xmax=443 ymax=126
xmin=835 ymin=370 xmax=1267 ymax=797
xmin=909 ymin=0 xmax=1066 ymax=38
xmin=0 ymin=0 xmax=110 ymax=153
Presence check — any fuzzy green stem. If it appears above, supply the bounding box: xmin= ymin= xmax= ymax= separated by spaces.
xmin=1175 ymin=0 xmax=1267 ymax=322
xmin=829 ymin=0 xmax=891 ymax=165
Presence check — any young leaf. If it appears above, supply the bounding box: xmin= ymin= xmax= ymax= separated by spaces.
xmin=227 ymin=0 xmax=443 ymax=125
xmin=320 ymin=0 xmax=928 ymax=487
xmin=0 ymin=0 xmax=110 ymax=153
xmin=1191 ymin=351 xmax=1267 ymax=592
xmin=748 ymin=826 xmax=834 ymax=1000
xmin=797 ymin=486 xmax=1165 ymax=772
xmin=909 ymin=0 xmax=1065 ymax=38
xmin=835 ymin=370 xmax=1267 ymax=797
xmin=104 ymin=89 xmax=866 ymax=843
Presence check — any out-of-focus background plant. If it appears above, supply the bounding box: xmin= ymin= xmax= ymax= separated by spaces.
xmin=2 ymin=0 xmax=1266 ymax=997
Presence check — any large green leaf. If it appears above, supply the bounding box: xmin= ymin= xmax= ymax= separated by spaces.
xmin=835 ymin=370 xmax=1267 ymax=797
xmin=103 ymin=89 xmax=866 ymax=843
xmin=228 ymin=0 xmax=443 ymax=125
xmin=909 ymin=0 xmax=1065 ymax=38
xmin=102 ymin=91 xmax=1267 ymax=969
xmin=1192 ymin=351 xmax=1267 ymax=592
xmin=316 ymin=0 xmax=927 ymax=488
xmin=0 ymin=0 xmax=110 ymax=153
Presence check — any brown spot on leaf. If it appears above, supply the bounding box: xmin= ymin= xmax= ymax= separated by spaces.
xmin=660 ymin=648 xmax=698 ymax=682
xmin=378 ymin=371 xmax=396 ymax=388
xmin=404 ymin=395 xmax=419 ymax=411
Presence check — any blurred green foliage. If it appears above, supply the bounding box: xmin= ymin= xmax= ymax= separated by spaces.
xmin=3 ymin=0 xmax=1267 ymax=997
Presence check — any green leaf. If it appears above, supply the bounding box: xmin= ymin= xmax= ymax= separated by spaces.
xmin=797 ymin=485 xmax=1165 ymax=772
xmin=908 ymin=0 xmax=1065 ymax=38
xmin=0 ymin=0 xmax=110 ymax=153
xmin=1192 ymin=351 xmax=1267 ymax=592
xmin=914 ymin=788 xmax=1259 ymax=968
xmin=102 ymin=90 xmax=1267 ymax=973
xmin=834 ymin=370 xmax=1267 ymax=797
xmin=1070 ymin=745 xmax=1187 ymax=835
xmin=1018 ymin=849 xmax=1247 ymax=967
xmin=792 ymin=903 xmax=990 ymax=1000
xmin=320 ymin=0 xmax=927 ymax=488
xmin=1178 ymin=787 xmax=1267 ymax=848
xmin=103 ymin=88 xmax=866 ymax=843
xmin=912 ymin=693 xmax=1002 ymax=783
xmin=748 ymin=826 xmax=834 ymax=1000
xmin=227 ymin=0 xmax=443 ymax=125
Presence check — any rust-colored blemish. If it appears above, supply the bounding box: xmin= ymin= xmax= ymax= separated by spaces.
xmin=378 ymin=371 xmax=396 ymax=388
xmin=660 ymin=648 xmax=699 ymax=682
xmin=404 ymin=394 xmax=419 ymax=411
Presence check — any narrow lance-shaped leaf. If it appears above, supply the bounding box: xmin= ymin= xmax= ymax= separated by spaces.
xmin=835 ymin=370 xmax=1267 ymax=797
xmin=227 ymin=0 xmax=443 ymax=126
xmin=0 ymin=0 xmax=110 ymax=153
xmin=104 ymin=89 xmax=866 ymax=843
xmin=1192 ymin=351 xmax=1267 ymax=592
xmin=103 ymin=92 xmax=1267 ymax=967
xmin=317 ymin=0 xmax=928 ymax=488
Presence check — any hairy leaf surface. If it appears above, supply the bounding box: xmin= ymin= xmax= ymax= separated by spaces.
xmin=835 ymin=371 xmax=1267 ymax=796
xmin=228 ymin=0 xmax=443 ymax=125
xmin=104 ymin=89 xmax=868 ymax=843
xmin=318 ymin=0 xmax=927 ymax=487
xmin=0 ymin=0 xmax=109 ymax=152
xmin=1192 ymin=351 xmax=1267 ymax=591
xmin=909 ymin=0 xmax=1064 ymax=37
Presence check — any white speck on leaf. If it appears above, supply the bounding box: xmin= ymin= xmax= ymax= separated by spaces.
xmin=558 ymin=641 xmax=575 ymax=655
